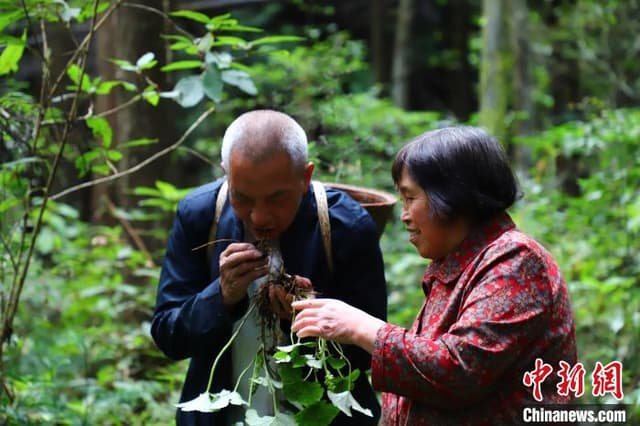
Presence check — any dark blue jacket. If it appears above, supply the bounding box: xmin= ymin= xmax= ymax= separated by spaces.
xmin=151 ymin=179 xmax=387 ymax=425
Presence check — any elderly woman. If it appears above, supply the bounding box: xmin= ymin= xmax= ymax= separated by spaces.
xmin=292 ymin=126 xmax=577 ymax=425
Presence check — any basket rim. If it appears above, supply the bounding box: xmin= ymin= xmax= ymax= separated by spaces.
xmin=323 ymin=182 xmax=397 ymax=207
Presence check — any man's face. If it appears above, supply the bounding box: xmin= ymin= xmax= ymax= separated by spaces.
xmin=227 ymin=150 xmax=313 ymax=240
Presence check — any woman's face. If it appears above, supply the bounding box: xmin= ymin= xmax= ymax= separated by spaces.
xmin=397 ymin=168 xmax=469 ymax=260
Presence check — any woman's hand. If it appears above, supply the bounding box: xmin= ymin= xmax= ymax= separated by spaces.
xmin=291 ymin=298 xmax=386 ymax=354
xmin=268 ymin=275 xmax=313 ymax=320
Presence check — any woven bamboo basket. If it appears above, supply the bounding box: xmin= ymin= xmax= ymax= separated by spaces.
xmin=324 ymin=182 xmax=397 ymax=237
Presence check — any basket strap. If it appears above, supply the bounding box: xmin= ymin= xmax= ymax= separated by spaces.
xmin=207 ymin=180 xmax=228 ymax=267
xmin=312 ymin=180 xmax=334 ymax=274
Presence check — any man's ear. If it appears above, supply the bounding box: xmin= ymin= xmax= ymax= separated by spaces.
xmin=220 ymin=162 xmax=227 ymax=174
xmin=302 ymin=162 xmax=314 ymax=192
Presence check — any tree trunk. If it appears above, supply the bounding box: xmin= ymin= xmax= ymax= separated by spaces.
xmin=479 ymin=0 xmax=511 ymax=144
xmin=508 ymin=0 xmax=532 ymax=166
xmin=445 ymin=0 xmax=474 ymax=121
xmin=391 ymin=0 xmax=413 ymax=109
xmin=93 ymin=0 xmax=175 ymax=221
xmin=370 ymin=0 xmax=389 ymax=91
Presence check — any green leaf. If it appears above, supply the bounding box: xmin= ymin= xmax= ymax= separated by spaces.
xmin=273 ymin=351 xmax=291 ymax=363
xmin=121 ymin=81 xmax=137 ymax=92
xmin=95 ymin=80 xmax=121 ymax=95
xmin=121 ymin=138 xmax=158 ymax=148
xmin=36 ymin=227 xmax=56 ymax=255
xmin=0 ymin=29 xmax=26 ymax=75
xmin=249 ymin=35 xmax=304 ymax=47
xmin=173 ymin=76 xmax=204 ymax=107
xmin=327 ymin=357 xmax=346 ymax=370
xmin=0 ymin=10 xmax=23 ymax=33
xmin=92 ymin=164 xmax=110 ymax=176
xmin=171 ymin=9 xmax=211 ymax=24
xmin=161 ymin=60 xmax=202 ymax=72
xmin=106 ymin=149 xmax=122 ymax=162
xmin=283 ymin=380 xmax=323 ymax=406
xmin=0 ymin=197 xmax=19 ymax=214
xmin=294 ymin=401 xmax=339 ymax=426
xmin=221 ymin=24 xmax=262 ymax=33
xmin=325 ymin=369 xmax=360 ymax=393
xmin=86 ymin=116 xmax=113 ymax=148
xmin=212 ymin=36 xmax=248 ymax=48
xmin=111 ymin=58 xmax=137 ymax=72
xmin=143 ymin=90 xmax=159 ymax=106
xmin=221 ymin=69 xmax=257 ymax=95
xmin=278 ymin=363 xmax=302 ymax=385
xmin=67 ymin=63 xmax=92 ymax=91
xmin=202 ymin=63 xmax=222 ymax=103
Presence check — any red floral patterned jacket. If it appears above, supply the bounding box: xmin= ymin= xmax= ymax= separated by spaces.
xmin=372 ymin=213 xmax=577 ymax=425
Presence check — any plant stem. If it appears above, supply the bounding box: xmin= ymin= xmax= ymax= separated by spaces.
xmin=205 ymin=302 xmax=256 ymax=393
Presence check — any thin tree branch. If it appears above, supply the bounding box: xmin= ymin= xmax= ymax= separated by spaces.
xmin=0 ymin=233 xmax=18 ymax=274
xmin=89 ymin=94 xmax=142 ymax=119
xmin=46 ymin=0 xmax=123 ymax=102
xmin=3 ymin=0 xmax=103 ymax=362
xmin=50 ymin=105 xmax=216 ymax=201
xmin=177 ymin=145 xmax=218 ymax=168
xmin=104 ymin=196 xmax=155 ymax=268
xmin=122 ymin=2 xmax=194 ymax=39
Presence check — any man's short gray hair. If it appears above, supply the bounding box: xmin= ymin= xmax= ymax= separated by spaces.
xmin=221 ymin=110 xmax=308 ymax=173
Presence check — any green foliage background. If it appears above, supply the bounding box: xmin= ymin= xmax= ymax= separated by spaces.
xmin=1 ymin=1 xmax=638 ymax=424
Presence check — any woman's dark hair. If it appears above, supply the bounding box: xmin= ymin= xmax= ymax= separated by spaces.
xmin=391 ymin=126 xmax=522 ymax=225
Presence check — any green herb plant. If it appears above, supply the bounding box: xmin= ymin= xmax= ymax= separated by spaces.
xmin=176 ymin=245 xmax=373 ymax=425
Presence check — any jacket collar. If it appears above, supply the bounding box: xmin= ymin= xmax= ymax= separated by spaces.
xmin=424 ymin=212 xmax=516 ymax=285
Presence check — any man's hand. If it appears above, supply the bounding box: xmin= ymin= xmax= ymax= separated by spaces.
xmin=291 ymin=298 xmax=386 ymax=354
xmin=219 ymin=243 xmax=268 ymax=308
xmin=268 ymin=275 xmax=313 ymax=320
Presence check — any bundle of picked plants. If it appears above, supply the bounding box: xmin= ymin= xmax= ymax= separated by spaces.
xmin=178 ymin=240 xmax=373 ymax=425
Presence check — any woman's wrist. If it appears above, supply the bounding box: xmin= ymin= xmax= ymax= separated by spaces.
xmin=353 ymin=315 xmax=386 ymax=354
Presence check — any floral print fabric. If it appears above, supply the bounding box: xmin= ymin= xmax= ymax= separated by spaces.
xmin=372 ymin=213 xmax=577 ymax=425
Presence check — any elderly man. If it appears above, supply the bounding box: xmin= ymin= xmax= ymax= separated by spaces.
xmin=151 ymin=110 xmax=387 ymax=425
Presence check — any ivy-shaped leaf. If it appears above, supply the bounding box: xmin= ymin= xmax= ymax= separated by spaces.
xmin=293 ymin=401 xmax=339 ymax=426
xmin=245 ymin=409 xmax=297 ymax=426
xmin=175 ymin=390 xmax=247 ymax=413
xmin=175 ymin=393 xmax=216 ymax=412
xmin=283 ymin=379 xmax=323 ymax=406
xmin=304 ymin=354 xmax=322 ymax=369
xmin=327 ymin=390 xmax=373 ymax=418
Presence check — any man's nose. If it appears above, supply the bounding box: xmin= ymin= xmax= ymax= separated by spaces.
xmin=250 ymin=203 xmax=272 ymax=227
